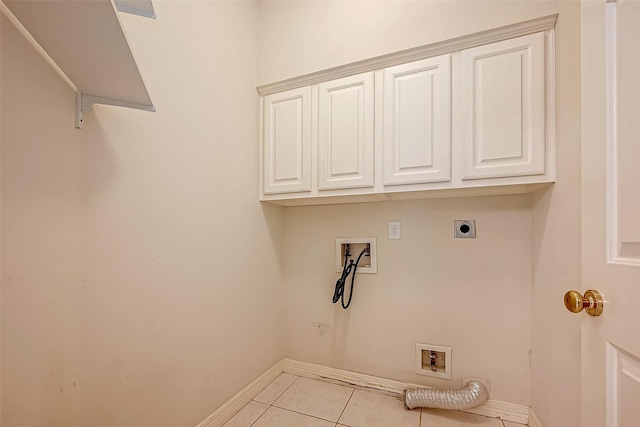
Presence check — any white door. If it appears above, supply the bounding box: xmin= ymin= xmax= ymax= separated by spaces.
xmin=580 ymin=1 xmax=640 ymax=426
xmin=382 ymin=55 xmax=451 ymax=186
xmin=317 ymin=72 xmax=374 ymax=191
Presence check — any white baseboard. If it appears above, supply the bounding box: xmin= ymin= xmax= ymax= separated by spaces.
xmin=282 ymin=359 xmax=529 ymax=425
xmin=528 ymin=408 xmax=543 ymax=427
xmin=194 ymin=360 xmax=283 ymax=427
xmin=469 ymin=399 xmax=528 ymax=425
xmin=282 ymin=358 xmax=419 ymax=394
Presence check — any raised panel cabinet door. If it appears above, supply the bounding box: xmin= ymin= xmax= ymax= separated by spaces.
xmin=383 ymin=54 xmax=452 ymax=186
xmin=263 ymin=87 xmax=312 ymax=194
xmin=461 ymin=32 xmax=545 ymax=180
xmin=318 ymin=72 xmax=374 ymax=190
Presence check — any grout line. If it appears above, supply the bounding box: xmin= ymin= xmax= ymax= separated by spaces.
xmin=270 ymin=405 xmax=345 ymax=424
xmin=248 ymin=374 xmax=299 ymax=427
xmin=253 ymin=373 xmax=299 ymax=406
xmin=335 ymin=387 xmax=356 ymax=426
xmin=268 ymin=378 xmax=356 ymax=425
xmin=247 ymin=401 xmax=270 ymax=427
xmin=270 ymin=374 xmax=299 ymax=405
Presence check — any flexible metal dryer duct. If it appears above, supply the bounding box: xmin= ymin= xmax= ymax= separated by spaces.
xmin=404 ymin=380 xmax=489 ymax=410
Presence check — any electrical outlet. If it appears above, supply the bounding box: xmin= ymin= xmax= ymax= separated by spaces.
xmin=388 ymin=222 xmax=400 ymax=239
xmin=454 ymin=220 xmax=476 ymax=238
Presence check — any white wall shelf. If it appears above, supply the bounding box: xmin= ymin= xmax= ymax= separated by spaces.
xmin=1 ymin=0 xmax=155 ymax=128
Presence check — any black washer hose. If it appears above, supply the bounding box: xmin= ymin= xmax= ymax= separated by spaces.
xmin=332 ymin=247 xmax=368 ymax=309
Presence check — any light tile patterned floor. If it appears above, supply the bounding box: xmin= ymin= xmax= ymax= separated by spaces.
xmin=224 ymin=374 xmax=526 ymax=427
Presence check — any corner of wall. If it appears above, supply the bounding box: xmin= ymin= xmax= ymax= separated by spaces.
xmin=530 ymin=1 xmax=582 ymax=426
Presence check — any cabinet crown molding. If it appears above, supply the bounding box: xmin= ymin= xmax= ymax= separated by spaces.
xmin=257 ymin=13 xmax=557 ymax=96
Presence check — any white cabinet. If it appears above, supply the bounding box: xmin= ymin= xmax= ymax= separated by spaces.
xmin=318 ymin=73 xmax=375 ymax=190
xmin=261 ymin=73 xmax=374 ymax=198
xmin=258 ymin=18 xmax=556 ymax=206
xmin=263 ymin=87 xmax=312 ymax=195
xmin=460 ymin=32 xmax=546 ymax=180
xmin=383 ymin=55 xmax=451 ymax=186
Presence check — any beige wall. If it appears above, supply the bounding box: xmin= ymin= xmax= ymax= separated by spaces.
xmin=258 ymin=0 xmax=559 ymax=85
xmin=1 ymin=15 xmax=85 ymax=426
xmin=282 ymin=197 xmax=533 ymax=404
xmin=77 ymin=3 xmax=285 ymax=426
xmin=1 ymin=1 xmax=583 ymax=426
xmin=1 ymin=2 xmax=285 ymax=426
xmin=260 ymin=0 xmax=582 ymax=419
xmin=531 ymin=2 xmax=582 ymax=427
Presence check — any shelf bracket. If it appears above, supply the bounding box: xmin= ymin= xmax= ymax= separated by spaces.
xmin=75 ymin=92 xmax=156 ymax=129
xmin=75 ymin=92 xmax=84 ymax=129
xmin=114 ymin=0 xmax=156 ymax=19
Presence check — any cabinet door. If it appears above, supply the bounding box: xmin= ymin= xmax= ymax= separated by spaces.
xmin=263 ymin=87 xmax=312 ymax=194
xmin=461 ymin=32 xmax=545 ymax=180
xmin=318 ymin=73 xmax=374 ymax=190
xmin=383 ymin=55 xmax=451 ymax=186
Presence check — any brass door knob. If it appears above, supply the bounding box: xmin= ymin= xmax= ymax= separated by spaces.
xmin=564 ymin=289 xmax=604 ymax=317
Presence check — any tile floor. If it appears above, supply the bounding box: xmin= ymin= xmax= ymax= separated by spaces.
xmin=223 ymin=373 xmax=526 ymax=427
